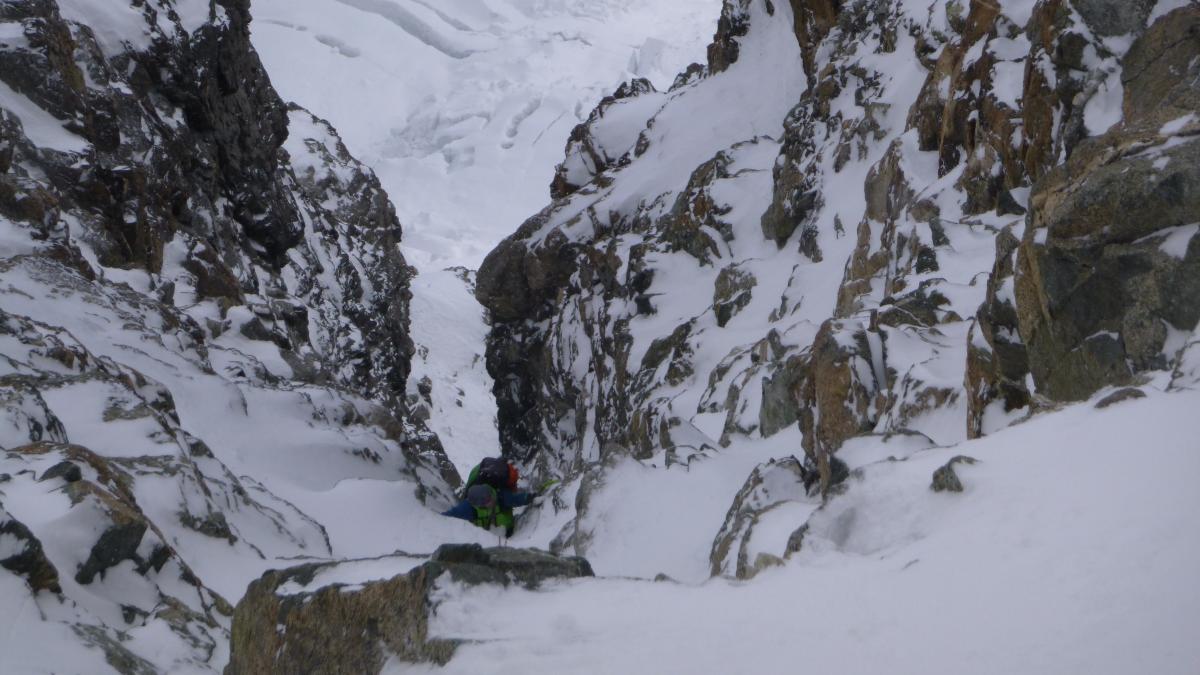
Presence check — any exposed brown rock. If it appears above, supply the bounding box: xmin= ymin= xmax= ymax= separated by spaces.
xmin=797 ymin=320 xmax=886 ymax=493
xmin=708 ymin=0 xmax=755 ymax=74
xmin=788 ymin=0 xmax=841 ymax=86
xmin=226 ymin=545 xmax=593 ymax=674
xmin=713 ymin=264 xmax=757 ymax=327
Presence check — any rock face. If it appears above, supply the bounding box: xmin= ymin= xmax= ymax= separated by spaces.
xmin=479 ymin=0 xmax=1200 ymax=512
xmin=0 ymin=0 xmax=453 ymax=669
xmin=1011 ymin=8 xmax=1200 ymax=402
xmin=0 ymin=0 xmax=442 ymax=427
xmin=708 ymin=0 xmax=755 ymax=73
xmin=550 ymin=79 xmax=663 ymax=200
xmin=709 ymin=457 xmax=815 ymax=579
xmin=226 ymin=545 xmax=594 ymax=675
xmin=968 ymin=5 xmax=1200 ymax=422
xmin=966 ymin=226 xmax=1030 ymax=439
xmin=478 ymin=0 xmax=809 ymax=484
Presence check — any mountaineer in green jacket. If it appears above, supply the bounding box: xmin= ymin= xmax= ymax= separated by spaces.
xmin=442 ymin=457 xmax=549 ymax=537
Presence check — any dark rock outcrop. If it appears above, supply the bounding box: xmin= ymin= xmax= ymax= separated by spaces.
xmin=796 ymin=320 xmax=886 ymax=492
xmin=226 ymin=545 xmax=593 ymax=674
xmin=708 ymin=0 xmax=758 ymax=74
xmin=931 ymin=455 xmax=978 ymax=493
xmin=0 ymin=0 xmax=433 ymax=429
xmin=1070 ymin=0 xmax=1156 ymax=37
xmin=1011 ymin=7 xmax=1200 ymax=402
xmin=1094 ymin=388 xmax=1147 ymax=409
xmin=714 ymin=264 xmax=757 ymax=327
xmin=966 ymin=226 xmax=1032 ymax=439
xmin=0 ymin=504 xmax=62 ymax=594
xmin=786 ymin=0 xmax=840 ymax=86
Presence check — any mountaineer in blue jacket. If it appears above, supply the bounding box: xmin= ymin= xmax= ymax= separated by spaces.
xmin=442 ymin=457 xmax=539 ymax=537
xmin=443 ymin=483 xmax=536 ymax=537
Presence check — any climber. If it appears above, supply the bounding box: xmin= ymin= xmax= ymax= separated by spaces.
xmin=441 ymin=457 xmax=537 ymax=537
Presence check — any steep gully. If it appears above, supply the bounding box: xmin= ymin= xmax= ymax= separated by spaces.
xmin=0 ymin=0 xmax=1197 ymax=671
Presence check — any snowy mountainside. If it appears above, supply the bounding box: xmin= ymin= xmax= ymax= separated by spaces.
xmin=477 ymin=0 xmax=813 ymax=476
xmin=477 ymin=0 xmax=1200 ymax=535
xmin=0 ymin=0 xmax=484 ymax=670
xmin=248 ymin=0 xmax=724 ymax=475
xmin=0 ymin=0 xmax=1197 ymax=672
xmin=445 ymin=1 xmax=1200 ymax=667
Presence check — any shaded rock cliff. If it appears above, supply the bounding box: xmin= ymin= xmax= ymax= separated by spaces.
xmin=0 ymin=0 xmax=454 ymax=670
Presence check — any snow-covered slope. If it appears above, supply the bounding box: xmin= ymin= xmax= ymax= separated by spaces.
xmin=250 ymin=0 xmax=723 ymax=269
xmin=0 ymin=0 xmax=727 ymax=670
xmin=418 ymin=386 xmax=1200 ymax=674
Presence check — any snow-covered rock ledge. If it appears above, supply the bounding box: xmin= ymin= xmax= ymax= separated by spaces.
xmin=225 ymin=544 xmax=594 ymax=674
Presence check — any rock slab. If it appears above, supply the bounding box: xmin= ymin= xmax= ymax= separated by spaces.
xmin=225 ymin=544 xmax=593 ymax=675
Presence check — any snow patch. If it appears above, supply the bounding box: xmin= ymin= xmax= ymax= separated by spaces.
xmin=1160 ymin=113 xmax=1197 ymax=137
xmin=0 ymin=81 xmax=90 ymax=153
xmin=1084 ymin=70 xmax=1124 ymax=135
xmin=0 ymin=533 xmax=27 ymax=560
xmin=57 ymin=0 xmax=153 ymax=55
xmin=1155 ymin=223 xmax=1200 ymax=260
xmin=1148 ymin=0 xmax=1196 ymax=25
